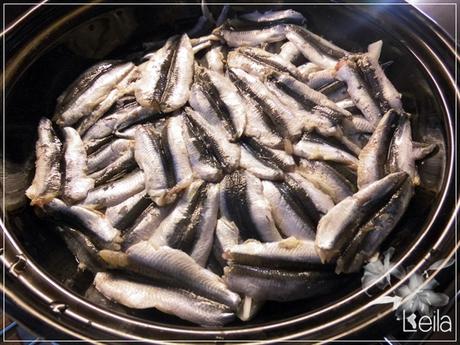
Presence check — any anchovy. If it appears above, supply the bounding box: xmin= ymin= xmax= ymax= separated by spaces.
xmin=122 ymin=202 xmax=170 ymax=250
xmin=220 ymin=171 xmax=282 ymax=242
xmin=241 ymin=136 xmax=295 ymax=171
xmin=189 ymin=183 xmax=220 ymax=266
xmin=335 ymin=59 xmax=381 ymax=126
xmin=412 ymin=141 xmax=437 ymax=161
xmin=240 ymin=9 xmax=306 ymax=25
xmin=102 ymin=242 xmax=241 ymax=310
xmin=223 ymin=264 xmax=341 ymax=302
xmin=336 ymin=177 xmax=413 ymax=273
xmin=264 ymin=71 xmax=352 ymax=118
xmin=54 ymin=61 xmax=135 ymax=127
xmin=241 ymin=92 xmax=284 ymax=148
xmin=356 ymin=53 xmax=403 ymax=113
xmin=306 ymin=68 xmax=336 ymax=89
xmin=213 ymin=23 xmax=289 ymax=47
xmin=214 ymin=218 xmax=240 ymax=265
xmin=297 ymin=159 xmax=355 ymax=204
xmin=278 ymin=41 xmax=305 ymax=64
xmin=184 ymin=107 xmax=240 ymax=173
xmin=81 ymin=169 xmax=145 ymax=209
xmin=58 ymin=226 xmax=106 ymax=272
xmin=286 ymin=172 xmax=335 ymax=214
xmin=134 ymin=125 xmax=174 ymax=206
xmin=286 ymin=25 xmax=349 ymax=68
xmin=105 ymin=191 xmax=149 ymax=229
xmin=163 ymin=115 xmax=194 ymax=189
xmin=203 ymin=44 xmax=226 ymax=74
xmin=239 ymin=146 xmax=284 ymax=181
xmin=387 ymin=115 xmax=419 ymax=185
xmin=224 ymin=237 xmax=326 ymax=270
xmin=148 ymin=180 xmax=206 ymax=250
xmin=315 ymin=171 xmax=408 ymax=263
xmin=94 ymin=272 xmax=235 ymax=327
xmin=229 ymin=68 xmax=303 ymax=140
xmin=227 ymin=47 xmax=306 ymax=82
xmin=76 ymin=66 xmax=138 ymax=135
xmin=293 ymin=133 xmax=359 ymax=170
xmin=262 ymin=180 xmax=316 ymax=240
xmin=134 ymin=34 xmax=194 ymax=113
xmin=89 ymin=147 xmax=135 ymax=186
xmin=190 ymin=66 xmax=247 ymax=141
xmin=357 ymin=109 xmax=399 ymax=189
xmin=43 ymin=198 xmax=121 ymax=250
xmin=61 ymin=127 xmax=94 ymax=203
xmin=26 ymin=118 xmax=62 ymax=206
xmin=82 ymin=99 xmax=156 ymax=148
xmin=87 ymin=139 xmax=133 ymax=174
xmin=297 ymin=62 xmax=322 ymax=80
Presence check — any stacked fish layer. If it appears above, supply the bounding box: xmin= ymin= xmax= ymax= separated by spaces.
xmin=25 ymin=8 xmax=436 ymax=326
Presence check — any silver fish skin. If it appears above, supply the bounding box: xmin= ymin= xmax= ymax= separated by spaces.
xmin=241 ymin=136 xmax=295 ymax=172
xmin=81 ymin=169 xmax=145 ymax=209
xmin=297 ymin=159 xmax=355 ymax=204
xmin=262 ymin=181 xmax=316 ymax=240
xmin=105 ymin=191 xmax=147 ymax=227
xmin=264 ymin=71 xmax=352 ymax=118
xmin=286 ymin=172 xmax=334 ymax=215
xmin=55 ymin=61 xmax=117 ymax=114
xmin=89 ymin=147 xmax=135 ymax=186
xmin=293 ymin=133 xmax=359 ymax=170
xmin=278 ymin=41 xmax=304 ymax=64
xmin=229 ymin=68 xmax=303 ymax=140
xmin=357 ymin=109 xmax=399 ymax=189
xmin=44 ymin=198 xmax=121 ymax=250
xmin=224 ymin=237 xmax=324 ymax=270
xmin=214 ymin=218 xmax=240 ymax=264
xmin=87 ymin=139 xmax=133 ymax=174
xmin=214 ymin=23 xmax=289 ymax=47
xmin=122 ymin=203 xmax=170 ymax=250
xmin=161 ymin=34 xmax=194 ymax=113
xmin=286 ymin=25 xmax=348 ymax=69
xmin=240 ymin=9 xmax=306 ymax=24
xmin=189 ymin=183 xmax=220 ymax=266
xmin=26 ymin=118 xmax=62 ymax=206
xmin=185 ymin=107 xmax=241 ymax=173
xmin=336 ymin=177 xmax=413 ymax=273
xmin=222 ymin=171 xmax=283 ymax=242
xmin=124 ymin=242 xmax=241 ymax=310
xmin=182 ymin=118 xmax=223 ymax=182
xmin=223 ymin=264 xmax=340 ymax=302
xmin=342 ymin=115 xmax=375 ymax=135
xmin=190 ymin=66 xmax=247 ymax=141
xmin=245 ymin=172 xmax=283 ymax=242
xmin=388 ymin=115 xmax=419 ymax=185
xmin=164 ymin=115 xmax=194 ymax=189
xmin=315 ymin=171 xmax=408 ymax=263
xmin=54 ymin=62 xmax=135 ymax=127
xmin=82 ymin=101 xmax=155 ymax=147
xmin=203 ymin=45 xmax=226 ymax=74
xmin=241 ymin=92 xmax=284 ymax=148
xmin=134 ymin=125 xmax=171 ymax=206
xmin=94 ymin=272 xmax=235 ymax=327
xmin=134 ymin=36 xmax=177 ymax=111
xmin=227 ymin=47 xmax=306 ymax=82
xmin=335 ymin=59 xmax=381 ymax=127
xmin=58 ymin=226 xmax=106 ymax=272
xmin=357 ymin=53 xmax=403 ymax=113
xmin=148 ymin=179 xmax=205 ymax=248
xmin=76 ymin=67 xmax=139 ymax=136
xmin=239 ymin=146 xmax=284 ymax=181
xmin=62 ymin=127 xmax=94 ymax=203
xmin=306 ymin=68 xmax=336 ymax=89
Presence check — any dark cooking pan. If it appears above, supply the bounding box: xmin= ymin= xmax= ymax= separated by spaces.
xmin=1 ymin=1 xmax=458 ymax=342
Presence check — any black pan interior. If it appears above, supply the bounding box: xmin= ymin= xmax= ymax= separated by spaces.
xmin=3 ymin=3 xmax=449 ymax=329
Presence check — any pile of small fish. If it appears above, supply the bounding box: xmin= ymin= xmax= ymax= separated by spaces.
xmin=25 ymin=8 xmax=437 ymax=326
